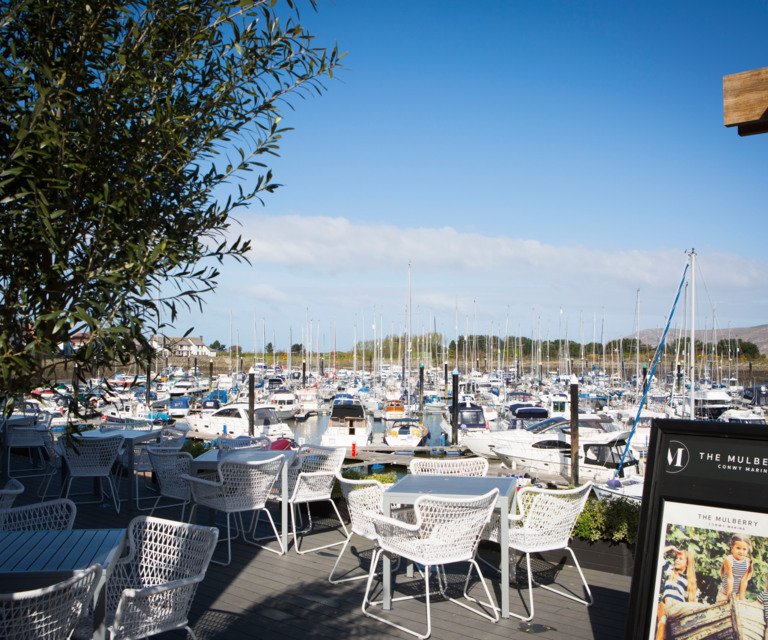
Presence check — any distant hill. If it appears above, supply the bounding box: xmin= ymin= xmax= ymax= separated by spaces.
xmin=636 ymin=325 xmax=768 ymax=355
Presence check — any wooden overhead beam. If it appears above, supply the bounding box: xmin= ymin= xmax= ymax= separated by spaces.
xmin=723 ymin=66 xmax=768 ymax=136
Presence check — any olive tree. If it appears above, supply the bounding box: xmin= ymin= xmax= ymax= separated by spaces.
xmin=0 ymin=0 xmax=340 ymax=405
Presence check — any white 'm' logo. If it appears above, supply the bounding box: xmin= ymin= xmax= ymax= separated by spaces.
xmin=665 ymin=440 xmax=689 ymax=473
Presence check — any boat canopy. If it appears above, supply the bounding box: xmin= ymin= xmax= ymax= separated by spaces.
xmin=169 ymin=396 xmax=192 ymax=409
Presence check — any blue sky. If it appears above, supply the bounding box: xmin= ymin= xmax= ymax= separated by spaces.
xmin=174 ymin=0 xmax=768 ymax=352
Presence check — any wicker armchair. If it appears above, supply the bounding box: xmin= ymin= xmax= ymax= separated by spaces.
xmin=106 ymin=516 xmax=218 ymax=640
xmin=3 ymin=415 xmax=50 ymax=478
xmin=409 ymin=456 xmax=489 ymax=477
xmin=489 ymin=482 xmax=594 ymax=621
xmin=0 ymin=564 xmax=102 ymax=640
xmin=60 ymin=434 xmax=124 ymax=513
xmin=0 ymin=498 xmax=77 ymax=531
xmin=362 ymin=489 xmax=500 ymax=639
xmin=183 ymin=456 xmax=284 ymax=565
xmin=329 ymin=474 xmax=392 ymax=584
xmin=142 ymin=448 xmax=193 ymax=519
xmin=0 ymin=478 xmax=24 ymax=509
xmin=271 ymin=444 xmax=348 ymax=555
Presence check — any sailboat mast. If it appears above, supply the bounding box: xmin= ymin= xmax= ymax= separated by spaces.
xmin=688 ymin=249 xmax=696 ymax=418
xmin=636 ymin=289 xmax=641 ymax=393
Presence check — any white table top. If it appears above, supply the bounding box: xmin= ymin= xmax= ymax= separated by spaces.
xmin=80 ymin=428 xmax=163 ymax=443
xmin=384 ymin=474 xmax=517 ymax=507
xmin=191 ymin=447 xmax=295 ymax=471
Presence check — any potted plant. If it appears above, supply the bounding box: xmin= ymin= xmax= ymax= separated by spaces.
xmin=565 ymin=496 xmax=640 ymax=575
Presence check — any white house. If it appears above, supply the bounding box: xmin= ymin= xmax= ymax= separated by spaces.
xmin=150 ymin=335 xmax=216 ymax=359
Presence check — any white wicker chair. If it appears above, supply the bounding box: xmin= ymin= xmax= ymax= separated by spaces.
xmin=0 ymin=498 xmax=77 ymax=531
xmin=409 ymin=457 xmax=489 ymax=477
xmin=141 ymin=447 xmax=193 ymax=518
xmin=3 ymin=415 xmax=51 ymax=478
xmin=183 ymin=456 xmax=285 ymax=565
xmin=129 ymin=426 xmax=187 ymax=505
xmin=218 ymin=435 xmax=270 ymax=450
xmin=487 ymin=482 xmax=594 ymax=621
xmin=271 ymin=444 xmax=348 ymax=555
xmin=0 ymin=563 xmax=102 ymax=640
xmin=60 ymin=434 xmax=124 ymax=514
xmin=0 ymin=478 xmax=24 ymax=509
xmin=329 ymin=474 xmax=392 ymax=584
xmin=105 ymin=516 xmax=218 ymax=640
xmin=362 ymin=488 xmax=500 ymax=639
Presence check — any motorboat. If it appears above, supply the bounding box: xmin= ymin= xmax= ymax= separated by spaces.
xmin=321 ymin=397 xmax=372 ymax=449
xmin=383 ymin=418 xmax=429 ymax=447
xmin=493 ymin=430 xmax=641 ymax=483
xmin=462 ymin=414 xmax=623 ymax=459
xmin=296 ymin=387 xmax=320 ymax=419
xmin=168 ymin=377 xmax=208 ymax=398
xmin=168 ymin=396 xmax=194 ymax=418
xmin=186 ymin=402 xmax=294 ymax=440
xmin=438 ymin=401 xmax=489 ymax=444
xmin=270 ymin=388 xmax=299 ymax=420
xmin=592 ymin=476 xmax=644 ymax=504
xmin=383 ymin=399 xmax=406 ymax=423
xmin=717 ymin=407 xmax=766 ymax=425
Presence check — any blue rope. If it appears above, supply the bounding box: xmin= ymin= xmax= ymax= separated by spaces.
xmin=615 ymin=262 xmax=689 ymax=477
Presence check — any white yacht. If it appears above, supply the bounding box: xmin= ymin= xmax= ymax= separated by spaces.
xmin=269 ymin=388 xmax=299 ymax=420
xmin=186 ymin=403 xmax=294 ymax=441
xmin=168 ymin=377 xmax=208 ymax=398
xmin=438 ymin=401 xmax=488 ymax=444
xmin=494 ymin=430 xmax=641 ymax=483
xmin=462 ymin=414 xmax=621 ymax=459
xmin=383 ymin=418 xmax=429 ymax=448
xmin=321 ymin=397 xmax=372 ymax=449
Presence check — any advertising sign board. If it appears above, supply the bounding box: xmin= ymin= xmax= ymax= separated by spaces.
xmin=627 ymin=419 xmax=768 ymax=640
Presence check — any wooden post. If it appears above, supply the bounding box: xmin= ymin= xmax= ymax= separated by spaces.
xmin=248 ymin=373 xmax=255 ymax=436
xmin=451 ymin=369 xmax=459 ymax=446
xmin=570 ymin=379 xmax=580 ymax=486
xmin=72 ymin=363 xmax=79 ymax=418
xmin=145 ymin=358 xmax=151 ymax=407
xmin=208 ymin=359 xmax=214 ymax=390
xmin=418 ymin=363 xmax=424 ymax=416
xmin=302 ymin=360 xmax=306 ymax=387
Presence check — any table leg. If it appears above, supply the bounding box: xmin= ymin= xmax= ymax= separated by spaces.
xmin=383 ymin=498 xmax=391 ymax=610
xmin=500 ymin=494 xmax=510 ymax=618
xmin=126 ymin=443 xmax=136 ymax=508
xmin=280 ymin=461 xmax=289 ymax=554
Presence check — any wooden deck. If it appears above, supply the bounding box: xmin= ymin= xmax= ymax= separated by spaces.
xmin=7 ymin=460 xmax=631 ymax=640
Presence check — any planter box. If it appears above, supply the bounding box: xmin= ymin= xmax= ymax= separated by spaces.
xmin=540 ymin=538 xmax=635 ymax=576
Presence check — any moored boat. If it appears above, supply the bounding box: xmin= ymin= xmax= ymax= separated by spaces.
xmin=383 ymin=417 xmax=429 ymax=447
xmin=321 ymin=397 xmax=372 ymax=449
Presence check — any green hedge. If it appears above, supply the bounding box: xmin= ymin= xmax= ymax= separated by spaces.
xmin=572 ymin=496 xmax=640 ymax=545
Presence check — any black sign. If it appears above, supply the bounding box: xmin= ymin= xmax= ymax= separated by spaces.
xmin=627 ymin=419 xmax=768 ymax=640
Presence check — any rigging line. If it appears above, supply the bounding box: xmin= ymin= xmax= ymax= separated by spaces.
xmin=695 ymin=255 xmax=718 ymax=321
xmin=615 ymin=261 xmax=690 ymax=477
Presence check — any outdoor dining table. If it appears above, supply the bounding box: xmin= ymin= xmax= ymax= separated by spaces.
xmin=190 ymin=447 xmax=296 ymax=555
xmin=381 ymin=474 xmax=518 ymax=618
xmin=0 ymin=527 xmax=127 ymax=640
xmin=80 ymin=427 xmax=163 ymax=508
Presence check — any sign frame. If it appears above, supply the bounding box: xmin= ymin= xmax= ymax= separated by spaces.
xmin=626 ymin=418 xmax=768 ymax=639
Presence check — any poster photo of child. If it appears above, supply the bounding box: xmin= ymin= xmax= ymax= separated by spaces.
xmin=648 ymin=502 xmax=768 ymax=640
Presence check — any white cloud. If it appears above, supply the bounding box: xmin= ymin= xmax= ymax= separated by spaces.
xmin=171 ymin=214 xmax=768 ymax=347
